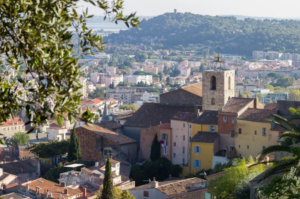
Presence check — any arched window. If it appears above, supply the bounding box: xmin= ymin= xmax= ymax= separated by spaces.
xmin=211 ymin=76 xmax=216 ymax=90
xmin=211 ymin=98 xmax=215 ymax=105
xmin=228 ymin=77 xmax=231 ymax=89
xmin=228 ymin=96 xmax=231 ymax=101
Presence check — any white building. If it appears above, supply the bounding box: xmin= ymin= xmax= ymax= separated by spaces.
xmin=46 ymin=123 xmax=68 ymax=141
xmin=79 ymin=77 xmax=88 ymax=99
xmin=250 ymin=88 xmax=270 ymax=98
xmin=180 ymin=67 xmax=191 ymax=77
xmin=106 ymin=67 xmax=117 ymax=75
xmin=103 ymin=75 xmax=123 ymax=87
xmin=126 ymin=75 xmax=153 ymax=85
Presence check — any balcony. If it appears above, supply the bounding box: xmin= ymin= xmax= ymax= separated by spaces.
xmin=214 ymin=150 xmax=237 ymax=159
xmin=277 ymin=136 xmax=284 ymax=142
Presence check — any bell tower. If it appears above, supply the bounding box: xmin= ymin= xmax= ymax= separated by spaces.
xmin=202 ymin=70 xmax=235 ymax=111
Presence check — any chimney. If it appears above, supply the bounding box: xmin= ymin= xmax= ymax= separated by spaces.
xmin=83 ymin=188 xmax=87 ymax=198
xmin=151 ymin=177 xmax=158 ymax=188
xmin=25 ymin=184 xmax=29 ymax=193
xmin=95 ymin=162 xmax=99 ymax=167
xmin=254 ymin=97 xmax=258 ymax=109
xmin=64 ymin=188 xmax=68 ymax=195
xmin=60 ymin=182 xmax=66 ymax=187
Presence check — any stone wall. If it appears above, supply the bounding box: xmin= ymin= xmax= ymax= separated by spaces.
xmin=277 ymin=100 xmax=300 ymax=116
xmin=202 ymin=70 xmax=235 ymax=111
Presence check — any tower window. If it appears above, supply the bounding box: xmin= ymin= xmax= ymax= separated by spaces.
xmin=211 ymin=76 xmax=216 ymax=90
xmin=228 ymin=77 xmax=231 ymax=89
xmin=211 ymin=98 xmax=215 ymax=105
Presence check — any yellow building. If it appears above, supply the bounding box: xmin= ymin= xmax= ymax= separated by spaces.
xmin=190 ymin=132 xmax=220 ymax=174
xmin=192 ymin=110 xmax=219 ymax=137
xmin=235 ymin=108 xmax=279 ymax=159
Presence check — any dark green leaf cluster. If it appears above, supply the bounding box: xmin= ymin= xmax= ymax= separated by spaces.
xmin=67 ymin=127 xmax=81 ymax=162
xmin=150 ymin=133 xmax=160 ymax=161
xmin=0 ymin=0 xmax=139 ymax=133
xmin=29 ymin=140 xmax=70 ymax=158
xmin=106 ymin=13 xmax=300 ymax=55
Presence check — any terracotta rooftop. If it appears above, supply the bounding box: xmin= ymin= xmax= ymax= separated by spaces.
xmin=238 ymin=108 xmax=276 ymax=122
xmin=48 ymin=123 xmax=65 ymax=130
xmin=156 ymin=178 xmax=206 ymax=196
xmin=76 ymin=182 xmax=98 ymax=198
xmin=77 ymin=125 xmax=136 ymax=144
xmin=96 ymin=121 xmax=122 ymax=130
xmin=23 ymin=178 xmax=81 ymax=199
xmin=2 ymin=192 xmax=33 ymax=199
xmin=92 ymin=98 xmax=103 ymax=104
xmin=0 ymin=147 xmax=19 ymax=162
xmin=160 ymin=82 xmax=202 ymax=98
xmin=221 ymin=97 xmax=254 ymax=113
xmin=124 ymin=103 xmax=195 ymax=127
xmin=264 ymin=102 xmax=277 ymax=110
xmin=19 ymin=148 xmax=36 ymax=159
xmin=117 ymin=114 xmax=133 ymax=120
xmin=191 ymin=132 xmax=220 ymax=143
xmin=192 ymin=111 xmax=218 ymax=125
xmin=81 ymin=99 xmax=96 ymax=105
xmin=0 ymin=161 xmax=36 ymax=175
xmin=171 ymin=112 xmax=197 ymax=122
xmin=129 ymin=179 xmax=183 ymax=191
xmin=1 ymin=117 xmax=24 ymax=126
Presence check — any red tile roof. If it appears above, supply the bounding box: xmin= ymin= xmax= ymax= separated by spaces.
xmin=265 ymin=102 xmax=277 ymax=110
xmin=238 ymin=108 xmax=276 ymax=122
xmin=221 ymin=98 xmax=254 ymax=113
xmin=1 ymin=117 xmax=24 ymax=126
xmin=23 ymin=178 xmax=81 ymax=199
xmin=77 ymin=125 xmax=136 ymax=144
xmin=171 ymin=112 xmax=197 ymax=122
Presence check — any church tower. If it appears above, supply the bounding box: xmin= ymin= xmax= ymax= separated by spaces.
xmin=202 ymin=70 xmax=235 ymax=111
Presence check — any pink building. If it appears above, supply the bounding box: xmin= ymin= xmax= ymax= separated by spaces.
xmin=144 ymin=67 xmax=158 ymax=74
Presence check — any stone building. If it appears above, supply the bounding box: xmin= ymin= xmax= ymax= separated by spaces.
xmin=202 ymin=70 xmax=235 ymax=111
xmin=75 ymin=125 xmax=137 ymax=163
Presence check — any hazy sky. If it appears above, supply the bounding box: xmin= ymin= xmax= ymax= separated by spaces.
xmin=77 ymin=0 xmax=300 ymax=19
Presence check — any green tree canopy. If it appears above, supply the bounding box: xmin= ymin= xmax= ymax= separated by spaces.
xmin=0 ymin=0 xmax=139 ymax=135
xmin=150 ymin=133 xmax=161 ymax=162
xmin=119 ymin=104 xmax=139 ymax=111
xmin=30 ymin=140 xmax=70 ymax=158
xmin=272 ymin=75 xmax=295 ymax=87
xmin=10 ymin=132 xmax=30 ymax=146
xmin=88 ymin=88 xmax=106 ymax=99
xmin=102 ymin=156 xmax=114 ymax=199
xmin=67 ymin=128 xmax=81 ymax=162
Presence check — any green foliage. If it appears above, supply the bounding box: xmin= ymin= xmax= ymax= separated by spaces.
xmin=150 ymin=89 xmax=160 ymax=93
xmin=136 ymin=81 xmax=151 ymax=87
xmin=130 ymin=157 xmax=182 ymax=186
xmin=88 ymin=88 xmax=106 ymax=99
xmin=102 ymin=156 xmax=114 ymax=199
xmin=121 ymin=189 xmax=135 ymax=199
xmin=208 ymin=158 xmax=266 ymax=199
xmin=241 ymin=91 xmax=251 ymax=98
xmin=119 ymin=104 xmax=139 ymax=111
xmin=0 ymin=0 xmax=139 ymax=134
xmin=267 ymin=72 xmax=280 ymax=79
xmin=106 ymin=13 xmax=300 ymax=55
xmin=109 ymin=83 xmax=115 ymax=89
xmin=150 ymin=133 xmax=161 ymax=161
xmin=258 ymin=167 xmax=300 ymax=199
xmin=67 ymin=128 xmax=81 ymax=162
xmin=10 ymin=132 xmax=30 ymax=146
xmin=272 ymin=75 xmax=295 ymax=87
xmin=30 ymin=140 xmax=70 ymax=158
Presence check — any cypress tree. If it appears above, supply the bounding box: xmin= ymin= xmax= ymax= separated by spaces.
xmin=67 ymin=127 xmax=81 ymax=162
xmin=102 ymin=156 xmax=114 ymax=199
xmin=150 ymin=133 xmax=161 ymax=161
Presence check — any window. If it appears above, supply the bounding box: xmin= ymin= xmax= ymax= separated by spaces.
xmin=194 ymin=146 xmax=201 ymax=154
xmin=239 ymin=128 xmax=242 ymax=134
xmin=190 ymin=124 xmax=192 ymax=128
xmin=211 ymin=98 xmax=215 ymax=105
xmin=262 ymin=128 xmax=266 ymax=136
xmin=4 ymin=148 xmax=8 ymax=152
xmin=194 ymin=160 xmax=201 ymax=168
xmin=263 ymin=146 xmax=266 ymax=150
xmin=183 ymin=147 xmax=185 ymax=153
xmin=183 ymin=158 xmax=185 ymax=164
xmin=143 ymin=191 xmax=149 ymax=197
xmin=231 ymin=117 xmax=235 ymax=123
xmin=254 ymin=131 xmax=257 ymax=135
xmin=183 ymin=135 xmax=185 ymax=141
xmin=163 ymin=147 xmax=167 ymax=155
xmin=223 ymin=116 xmax=227 ymax=122
xmin=3 ymin=128 xmax=5 ymax=132
xmin=211 ymin=76 xmax=216 ymax=90
xmin=29 ymin=172 xmax=33 ymax=177
xmin=239 ymin=145 xmax=240 ymax=148
xmin=173 ymin=142 xmax=176 ymax=147
xmin=173 ymin=153 xmax=176 ymax=158
xmin=210 ymin=126 xmax=216 ymax=132
xmin=19 ymin=126 xmax=20 ymax=129
xmin=183 ymin=123 xmax=185 ymax=127
xmin=228 ymin=77 xmax=231 ymax=89
xmin=247 ymin=145 xmax=249 ymax=149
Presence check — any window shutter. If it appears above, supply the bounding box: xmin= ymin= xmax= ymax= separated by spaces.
xmin=199 ymin=146 xmax=201 ymax=154
xmin=209 ymin=126 xmax=211 ymax=132
xmin=199 ymin=160 xmax=201 ymax=168
xmin=166 ymin=134 xmax=168 ymax=141
xmin=194 ymin=146 xmax=196 ymax=153
xmin=194 ymin=160 xmax=196 ymax=168
xmin=214 ymin=127 xmax=216 ymax=132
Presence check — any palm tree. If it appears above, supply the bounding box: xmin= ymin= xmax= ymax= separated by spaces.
xmin=256 ymin=107 xmax=300 ymax=181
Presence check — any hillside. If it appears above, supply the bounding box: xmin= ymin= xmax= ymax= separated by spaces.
xmin=105 ymin=12 xmax=300 ymax=55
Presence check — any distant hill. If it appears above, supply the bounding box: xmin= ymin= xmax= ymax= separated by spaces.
xmin=105 ymin=12 xmax=300 ymax=55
